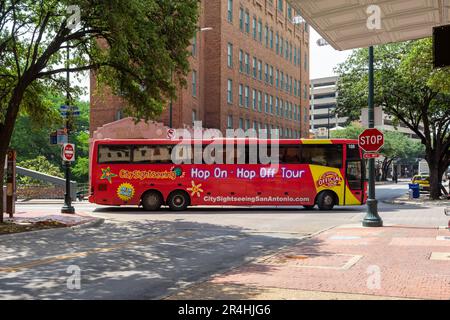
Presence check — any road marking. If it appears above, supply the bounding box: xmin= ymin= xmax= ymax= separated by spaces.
xmin=0 ymin=231 xmax=194 ymax=273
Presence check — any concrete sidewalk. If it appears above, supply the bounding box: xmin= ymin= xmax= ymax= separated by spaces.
xmin=167 ymin=222 xmax=450 ymax=300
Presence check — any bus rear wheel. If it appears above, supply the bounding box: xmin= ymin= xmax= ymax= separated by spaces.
xmin=317 ymin=191 xmax=336 ymax=211
xmin=167 ymin=190 xmax=190 ymax=211
xmin=142 ymin=191 xmax=163 ymax=211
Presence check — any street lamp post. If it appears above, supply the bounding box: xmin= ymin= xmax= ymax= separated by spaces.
xmin=61 ymin=45 xmax=75 ymax=214
xmin=363 ymin=46 xmax=383 ymax=227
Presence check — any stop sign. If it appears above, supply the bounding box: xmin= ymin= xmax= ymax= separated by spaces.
xmin=62 ymin=143 xmax=75 ymax=162
xmin=358 ymin=128 xmax=384 ymax=152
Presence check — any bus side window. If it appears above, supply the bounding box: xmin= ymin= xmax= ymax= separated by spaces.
xmin=98 ymin=145 xmax=131 ymax=164
xmin=280 ymin=145 xmax=301 ymax=164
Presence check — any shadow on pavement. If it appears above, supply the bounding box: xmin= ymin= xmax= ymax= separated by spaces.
xmin=0 ymin=219 xmax=328 ymax=300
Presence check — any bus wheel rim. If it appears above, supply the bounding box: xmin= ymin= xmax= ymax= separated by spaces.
xmin=324 ymin=195 xmax=333 ymax=206
xmin=174 ymin=196 xmax=185 ymax=207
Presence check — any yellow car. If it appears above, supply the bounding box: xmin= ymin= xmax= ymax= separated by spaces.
xmin=412 ymin=175 xmax=430 ymax=191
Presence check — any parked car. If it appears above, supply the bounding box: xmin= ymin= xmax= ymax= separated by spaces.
xmin=411 ymin=175 xmax=430 ymax=192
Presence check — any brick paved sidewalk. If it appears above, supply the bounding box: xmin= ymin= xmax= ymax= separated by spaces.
xmin=168 ymin=224 xmax=450 ymax=300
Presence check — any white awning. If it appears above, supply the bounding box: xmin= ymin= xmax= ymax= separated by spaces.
xmin=291 ymin=0 xmax=450 ymax=50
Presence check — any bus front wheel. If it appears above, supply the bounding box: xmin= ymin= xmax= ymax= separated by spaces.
xmin=167 ymin=190 xmax=190 ymax=211
xmin=142 ymin=191 xmax=163 ymax=211
xmin=317 ymin=191 xmax=336 ymax=211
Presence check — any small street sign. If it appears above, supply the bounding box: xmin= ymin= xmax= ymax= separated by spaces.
xmin=359 ymin=128 xmax=384 ymax=153
xmin=363 ymin=153 xmax=381 ymax=159
xmin=62 ymin=143 xmax=75 ymax=162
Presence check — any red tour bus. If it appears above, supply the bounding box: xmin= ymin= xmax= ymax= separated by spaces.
xmin=89 ymin=138 xmax=367 ymax=211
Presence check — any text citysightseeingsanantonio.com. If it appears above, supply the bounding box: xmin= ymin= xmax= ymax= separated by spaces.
xmin=203 ymin=196 xmax=310 ymax=203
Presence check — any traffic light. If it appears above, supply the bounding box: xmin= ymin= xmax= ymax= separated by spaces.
xmin=433 ymin=25 xmax=450 ymax=68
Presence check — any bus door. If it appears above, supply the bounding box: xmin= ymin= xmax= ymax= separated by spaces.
xmin=345 ymin=144 xmax=364 ymax=204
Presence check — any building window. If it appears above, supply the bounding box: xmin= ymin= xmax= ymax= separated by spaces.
xmin=277 ymin=0 xmax=283 ymax=12
xmin=239 ymin=7 xmax=244 ymax=31
xmin=264 ymin=63 xmax=269 ymax=83
xmin=192 ymin=32 xmax=197 ymax=56
xmin=245 ymin=53 xmax=250 ymax=74
xmin=270 ymin=29 xmax=274 ymax=49
xmin=227 ymin=0 xmax=233 ymax=23
xmin=304 ymin=53 xmax=308 ymax=71
xmin=285 ymin=40 xmax=289 ymax=59
xmin=257 ymin=19 xmax=262 ymax=42
xmin=227 ymin=43 xmax=233 ymax=68
xmin=269 ymin=95 xmax=274 ymax=114
xmin=245 ymin=119 xmax=250 ymax=130
xmin=192 ymin=70 xmax=197 ymax=97
xmin=294 ymin=47 xmax=297 ymax=66
xmin=287 ymin=4 xmax=292 ymax=20
xmin=252 ymin=17 xmax=257 ymax=40
xmin=227 ymin=115 xmax=233 ymax=129
xmin=258 ymin=91 xmax=262 ymax=112
xmin=245 ymin=10 xmax=250 ymax=34
xmin=239 ymin=49 xmax=243 ymax=72
xmin=258 ymin=60 xmax=262 ymax=81
xmin=276 ymin=69 xmax=279 ymax=88
xmin=239 ymin=84 xmax=243 ymax=106
xmin=280 ymin=71 xmax=284 ymax=90
xmin=245 ymin=86 xmax=250 ymax=108
xmin=304 ymin=84 xmax=308 ymax=99
xmin=252 ymin=89 xmax=257 ymax=110
xmin=280 ymin=36 xmax=284 ymax=56
xmin=227 ymin=79 xmax=233 ymax=104
xmin=275 ymin=32 xmax=279 ymax=54
xmin=264 ymin=94 xmax=269 ymax=113
xmin=253 ymin=57 xmax=257 ymax=78
xmin=276 ymin=98 xmax=279 ymax=115
xmin=269 ymin=66 xmax=273 ymax=86
xmin=265 ymin=25 xmax=269 ymax=47
xmin=239 ymin=118 xmax=244 ymax=129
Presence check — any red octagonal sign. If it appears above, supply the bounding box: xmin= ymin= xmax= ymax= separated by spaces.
xmin=358 ymin=128 xmax=384 ymax=153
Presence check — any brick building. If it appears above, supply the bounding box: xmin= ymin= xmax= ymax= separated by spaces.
xmin=90 ymin=0 xmax=310 ymax=138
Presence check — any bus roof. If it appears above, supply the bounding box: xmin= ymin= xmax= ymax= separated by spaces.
xmin=93 ymin=138 xmax=358 ymax=145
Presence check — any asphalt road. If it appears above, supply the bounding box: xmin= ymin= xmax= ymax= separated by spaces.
xmin=1 ymin=182 xmax=444 ymax=299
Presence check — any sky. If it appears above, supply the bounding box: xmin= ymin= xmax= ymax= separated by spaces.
xmin=309 ymin=28 xmax=354 ymax=80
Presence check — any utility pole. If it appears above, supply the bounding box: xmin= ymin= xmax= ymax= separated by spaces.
xmin=363 ymin=46 xmax=383 ymax=227
xmin=61 ymin=45 xmax=75 ymax=214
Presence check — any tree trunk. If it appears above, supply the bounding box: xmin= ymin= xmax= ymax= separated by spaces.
xmin=428 ymin=159 xmax=442 ymax=200
xmin=0 ymin=88 xmax=26 ymax=222
xmin=0 ymin=164 xmax=4 ymax=223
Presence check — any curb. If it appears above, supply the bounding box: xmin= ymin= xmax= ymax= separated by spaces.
xmin=0 ymin=217 xmax=105 ymax=240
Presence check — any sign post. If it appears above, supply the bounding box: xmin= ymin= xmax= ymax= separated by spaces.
xmin=360 ymin=47 xmax=383 ymax=228
xmin=61 ymin=143 xmax=75 ymax=214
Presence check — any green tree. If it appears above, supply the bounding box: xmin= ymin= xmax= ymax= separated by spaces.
xmin=0 ymin=0 xmax=199 ymax=221
xmin=331 ymin=123 xmax=425 ymax=181
xmin=336 ymin=39 xmax=450 ymax=199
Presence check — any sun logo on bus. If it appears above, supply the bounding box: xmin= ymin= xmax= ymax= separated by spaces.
xmin=187 ymin=181 xmax=204 ymax=198
xmin=100 ymin=167 xmax=117 ymax=184
xmin=117 ymin=183 xmax=135 ymax=201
